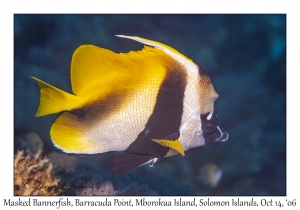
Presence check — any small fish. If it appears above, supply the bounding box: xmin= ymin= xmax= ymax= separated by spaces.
xmin=32 ymin=35 xmax=228 ymax=175
xmin=198 ymin=163 xmax=222 ymax=188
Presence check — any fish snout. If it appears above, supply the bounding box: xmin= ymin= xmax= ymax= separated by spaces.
xmin=215 ymin=126 xmax=228 ymax=142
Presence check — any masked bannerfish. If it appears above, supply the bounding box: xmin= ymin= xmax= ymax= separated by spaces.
xmin=32 ymin=35 xmax=228 ymax=175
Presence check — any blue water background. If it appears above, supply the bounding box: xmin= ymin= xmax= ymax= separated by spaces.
xmin=14 ymin=14 xmax=286 ymax=195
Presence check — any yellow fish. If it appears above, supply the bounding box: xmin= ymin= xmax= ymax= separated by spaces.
xmin=32 ymin=35 xmax=228 ymax=175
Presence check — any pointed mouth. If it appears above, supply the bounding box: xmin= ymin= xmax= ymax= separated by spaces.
xmin=215 ymin=127 xmax=229 ymax=142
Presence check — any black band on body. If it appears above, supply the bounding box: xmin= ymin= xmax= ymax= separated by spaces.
xmin=112 ymin=66 xmax=187 ymax=175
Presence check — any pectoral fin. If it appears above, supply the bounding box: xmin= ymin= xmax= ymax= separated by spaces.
xmin=151 ymin=139 xmax=185 ymax=156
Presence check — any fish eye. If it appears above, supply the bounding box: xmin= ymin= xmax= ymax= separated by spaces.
xmin=203 ymin=123 xmax=216 ymax=133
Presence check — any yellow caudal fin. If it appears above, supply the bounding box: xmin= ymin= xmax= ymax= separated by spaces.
xmin=32 ymin=77 xmax=81 ymax=116
xmin=152 ymin=139 xmax=185 ymax=156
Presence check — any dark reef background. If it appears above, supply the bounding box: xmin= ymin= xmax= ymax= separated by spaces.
xmin=14 ymin=14 xmax=286 ymax=195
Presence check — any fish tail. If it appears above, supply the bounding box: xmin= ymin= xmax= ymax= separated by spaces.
xmin=32 ymin=77 xmax=80 ymax=116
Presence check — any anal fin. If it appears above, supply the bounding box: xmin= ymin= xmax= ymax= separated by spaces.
xmin=112 ymin=153 xmax=155 ymax=175
xmin=151 ymin=139 xmax=185 ymax=156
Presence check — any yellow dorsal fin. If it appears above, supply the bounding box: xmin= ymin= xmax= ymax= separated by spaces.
xmin=152 ymin=139 xmax=185 ymax=156
xmin=33 ymin=36 xmax=180 ymax=117
xmin=70 ymin=44 xmax=173 ymax=100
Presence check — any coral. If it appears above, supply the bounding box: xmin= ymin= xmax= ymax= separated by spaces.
xmin=14 ymin=150 xmax=63 ymax=195
xmin=75 ymin=174 xmax=158 ymax=196
xmin=116 ymin=182 xmax=159 ymax=196
xmin=14 ymin=150 xmax=188 ymax=196
xmin=76 ymin=180 xmax=115 ymax=196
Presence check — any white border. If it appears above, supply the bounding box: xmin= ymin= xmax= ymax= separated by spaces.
xmin=1 ymin=1 xmax=298 ymax=209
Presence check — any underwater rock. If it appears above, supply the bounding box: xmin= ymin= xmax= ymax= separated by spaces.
xmin=48 ymin=151 xmax=78 ymax=172
xmin=14 ymin=132 xmax=44 ymax=154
